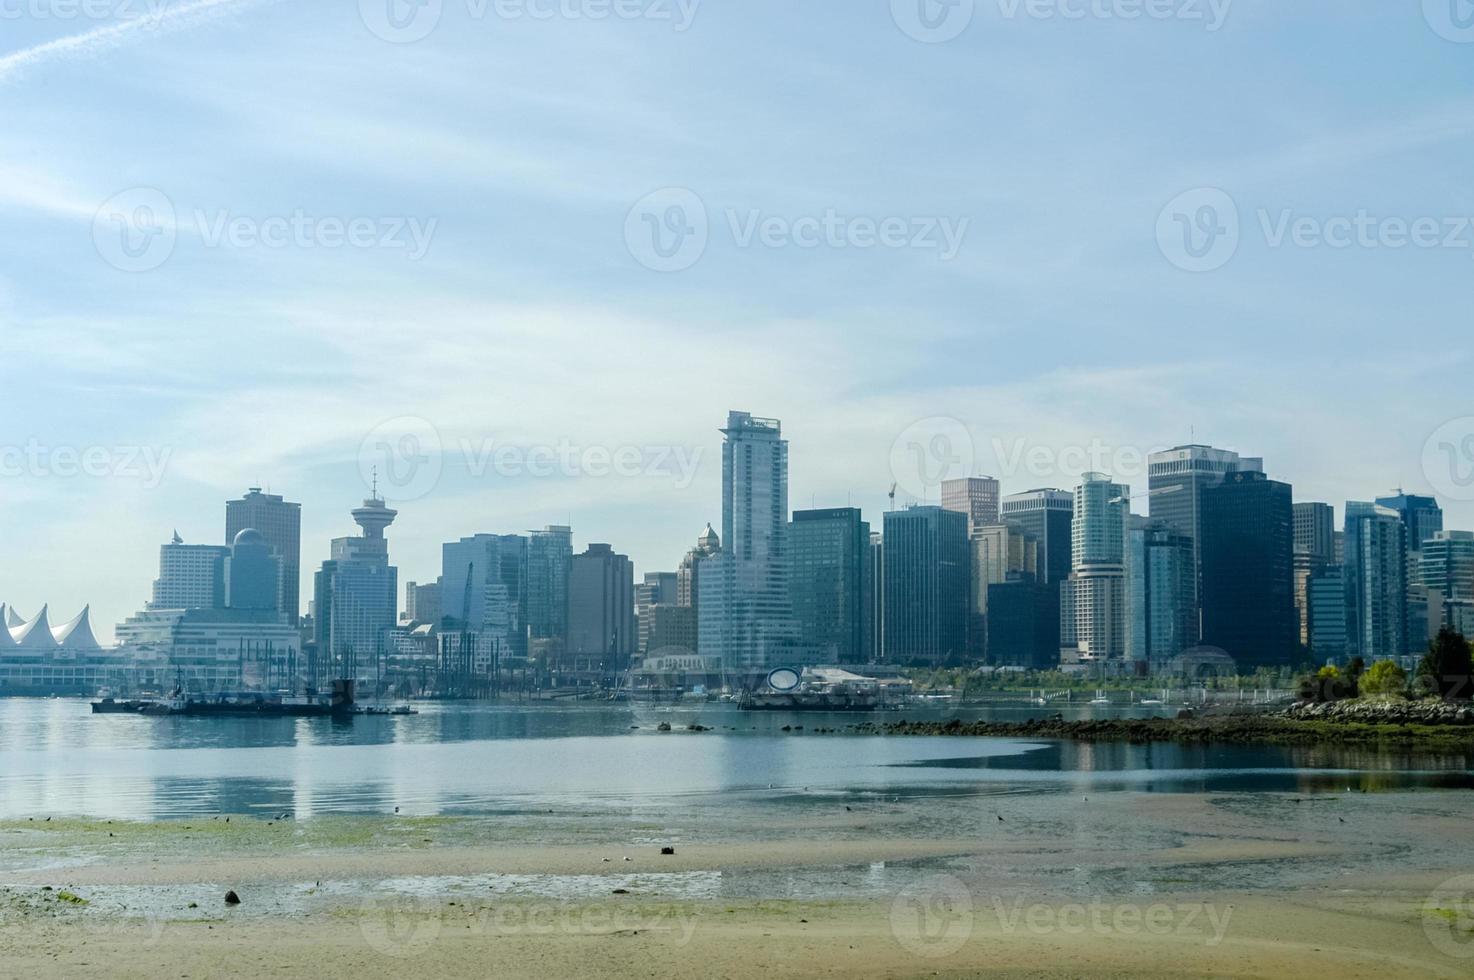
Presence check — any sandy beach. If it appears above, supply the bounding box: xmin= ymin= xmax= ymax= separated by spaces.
xmin=2 ymin=795 xmax=1472 ymax=979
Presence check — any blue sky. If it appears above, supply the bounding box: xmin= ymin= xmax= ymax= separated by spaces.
xmin=2 ymin=0 xmax=1473 ymax=640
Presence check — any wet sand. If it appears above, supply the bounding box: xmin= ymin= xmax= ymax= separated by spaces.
xmin=2 ymin=792 xmax=1472 ymax=978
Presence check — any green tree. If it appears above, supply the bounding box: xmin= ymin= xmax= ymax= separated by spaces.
xmin=1417 ymin=627 xmax=1474 ymax=700
xmin=1359 ymin=660 xmax=1407 ymax=697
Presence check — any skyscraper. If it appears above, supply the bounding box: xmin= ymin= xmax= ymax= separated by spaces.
xmin=1423 ymin=530 xmax=1474 ymax=607
xmin=1147 ymin=445 xmax=1263 ymax=635
xmin=1375 ymin=492 xmax=1443 ymax=651
xmin=442 ymin=533 xmax=528 ymax=659
xmin=1200 ymin=470 xmax=1295 ymax=670
xmin=1000 ymin=489 xmax=1073 ymax=585
xmin=941 ymin=476 xmax=1001 ymax=535
xmin=1292 ymin=502 xmax=1336 ymax=651
xmin=1308 ymin=565 xmax=1349 ymax=662
xmin=636 ymin=571 xmax=679 ymax=654
xmin=881 ymin=505 xmax=970 ymax=666
xmin=1061 ymin=474 xmax=1129 ymax=662
xmin=404 ymin=579 xmax=442 ymax=626
xmin=1375 ymin=492 xmax=1443 ymax=554
xmin=698 ymin=412 xmax=805 ymax=678
xmin=526 ymin=525 xmax=572 ymax=641
xmin=1126 ymin=517 xmax=1195 ymax=667
xmin=970 ymin=523 xmax=1038 ymax=657
xmin=567 ymin=544 xmax=635 ymax=675
xmin=1344 ymin=501 xmax=1407 ymax=661
xmin=788 ymin=507 xmax=871 ymax=665
xmin=226 ymin=488 xmax=302 ymax=624
xmin=149 ymin=533 xmax=229 ymax=611
xmin=313 ymin=494 xmax=399 ymax=687
xmin=226 ymin=528 xmax=281 ymax=616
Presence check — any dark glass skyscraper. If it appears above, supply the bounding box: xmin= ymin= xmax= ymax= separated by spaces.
xmin=999 ymin=489 xmax=1072 ymax=585
xmin=788 ymin=508 xmax=871 ymax=665
xmin=1374 ymin=492 xmax=1443 ymax=553
xmin=1200 ymin=470 xmax=1295 ymax=670
xmin=226 ymin=488 xmax=302 ymax=623
xmin=881 ymin=506 xmax=969 ymax=666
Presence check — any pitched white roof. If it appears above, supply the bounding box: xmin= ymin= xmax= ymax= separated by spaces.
xmin=52 ymin=606 xmax=101 ymax=650
xmin=10 ymin=605 xmax=56 ymax=648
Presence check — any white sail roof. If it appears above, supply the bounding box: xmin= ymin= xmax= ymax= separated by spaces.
xmin=52 ymin=606 xmax=101 ymax=650
xmin=10 ymin=605 xmax=56 ymax=648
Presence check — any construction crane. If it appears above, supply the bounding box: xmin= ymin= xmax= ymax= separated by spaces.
xmin=888 ymin=482 xmax=897 ymax=511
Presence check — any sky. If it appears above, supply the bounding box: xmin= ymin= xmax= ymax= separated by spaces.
xmin=2 ymin=0 xmax=1473 ymax=642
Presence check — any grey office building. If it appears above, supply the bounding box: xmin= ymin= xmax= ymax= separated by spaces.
xmin=567 ymin=544 xmax=635 ymax=675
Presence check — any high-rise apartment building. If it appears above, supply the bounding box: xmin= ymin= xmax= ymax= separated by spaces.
xmin=697 ymin=412 xmax=806 ymax=678
xmin=1061 ymin=474 xmax=1129 ymax=661
xmin=226 ymin=488 xmax=302 ymax=623
xmin=526 ymin=526 xmax=572 ymax=641
xmin=1126 ymin=517 xmax=1195 ymax=667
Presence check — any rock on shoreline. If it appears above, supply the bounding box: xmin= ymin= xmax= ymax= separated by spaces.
xmin=849 ymin=700 xmax=1474 ymax=747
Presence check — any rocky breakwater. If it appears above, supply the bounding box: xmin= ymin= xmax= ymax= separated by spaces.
xmin=1284 ymin=697 xmax=1474 ymax=725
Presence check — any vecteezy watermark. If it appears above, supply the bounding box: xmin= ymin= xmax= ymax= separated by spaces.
xmin=889 ymin=417 xmax=975 ymax=502
xmin=1156 ymin=187 xmax=1240 ymax=273
xmin=624 ymin=188 xmax=969 ymax=272
xmin=358 ymin=0 xmax=700 ymax=44
xmin=1423 ymin=417 xmax=1474 ymax=503
xmin=92 ymin=187 xmax=437 ymax=272
xmin=891 ymin=0 xmax=975 ymax=43
xmin=888 ymin=875 xmax=1234 ymax=959
xmin=0 ymin=440 xmax=172 ymax=489
xmin=1423 ymin=874 xmax=1474 ymax=959
xmin=359 ymin=416 xmax=706 ymax=502
xmin=1423 ymin=0 xmax=1474 ymax=43
xmin=0 ymin=0 xmax=172 ymax=25
xmin=359 ymin=894 xmax=699 ymax=957
xmin=891 ymin=0 xmax=1231 ymax=42
xmin=93 ymin=187 xmax=177 ymax=273
xmin=1158 ymin=187 xmax=1474 ymax=272
xmin=990 ymin=436 xmax=1169 ymax=483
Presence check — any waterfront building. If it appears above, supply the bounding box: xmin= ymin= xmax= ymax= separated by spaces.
xmin=881 ymin=505 xmax=970 ymax=666
xmin=115 ymin=607 xmax=301 ymax=694
xmin=1344 ymin=502 xmax=1408 ymax=660
xmin=225 ymin=488 xmax=302 ymax=623
xmin=313 ymin=495 xmax=400 ymax=688
xmin=1061 ymin=474 xmax=1129 ymax=663
xmin=1147 ymin=445 xmax=1264 ymax=635
xmin=1126 ymin=517 xmax=1195 ymax=667
xmin=0 ymin=605 xmax=114 ymax=695
xmin=567 ymin=543 xmax=635 ymax=676
xmin=788 ymin=508 xmax=871 ymax=665
xmin=1200 ymin=470 xmax=1296 ymax=670
xmin=941 ymin=476 xmax=1001 ymax=535
xmin=697 ymin=412 xmax=807 ymax=678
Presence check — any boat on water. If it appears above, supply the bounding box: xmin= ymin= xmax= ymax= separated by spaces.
xmin=91 ymin=680 xmax=358 ymax=718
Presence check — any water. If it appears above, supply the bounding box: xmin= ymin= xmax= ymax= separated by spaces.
xmin=2 ymin=698 xmax=1471 ymax=821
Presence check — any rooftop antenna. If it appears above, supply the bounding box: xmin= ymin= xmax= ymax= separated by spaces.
xmin=371 ymin=466 xmax=379 ymax=500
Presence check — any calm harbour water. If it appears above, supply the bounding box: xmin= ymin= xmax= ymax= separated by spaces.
xmin=2 ymin=698 xmax=1472 ymax=821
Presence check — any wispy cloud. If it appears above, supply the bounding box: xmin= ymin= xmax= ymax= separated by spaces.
xmin=0 ymin=0 xmax=270 ymax=85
